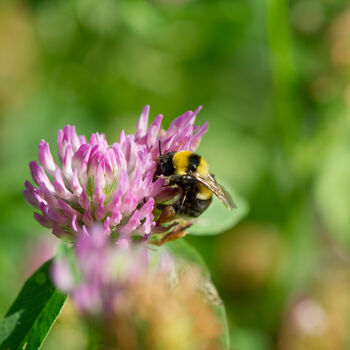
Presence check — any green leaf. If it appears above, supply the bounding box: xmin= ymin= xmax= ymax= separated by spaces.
xmin=167 ymin=238 xmax=210 ymax=276
xmin=216 ymin=303 xmax=230 ymax=350
xmin=187 ymin=187 xmax=249 ymax=236
xmin=166 ymin=239 xmax=230 ymax=349
xmin=0 ymin=259 xmax=67 ymax=350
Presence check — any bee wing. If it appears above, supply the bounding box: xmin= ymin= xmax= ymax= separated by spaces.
xmin=193 ymin=173 xmax=237 ymax=209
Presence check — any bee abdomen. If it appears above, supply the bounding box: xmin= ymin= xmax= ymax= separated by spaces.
xmin=196 ymin=183 xmax=212 ymax=200
xmin=173 ymin=184 xmax=213 ymax=218
xmin=175 ymin=197 xmax=212 ymax=218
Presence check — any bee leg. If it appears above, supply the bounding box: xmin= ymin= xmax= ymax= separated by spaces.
xmin=180 ymin=193 xmax=187 ymax=208
xmin=154 ymin=222 xmax=192 ymax=246
xmin=155 ymin=203 xmax=169 ymax=210
xmin=156 ymin=205 xmax=177 ymax=225
xmin=171 ymin=191 xmax=188 ymax=216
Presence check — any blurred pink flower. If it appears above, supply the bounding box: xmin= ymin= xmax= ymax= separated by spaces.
xmin=52 ymin=224 xmax=175 ymax=315
xmin=23 ymin=235 xmax=58 ymax=279
xmin=24 ymin=106 xmax=208 ymax=242
xmin=52 ymin=224 xmax=223 ymax=349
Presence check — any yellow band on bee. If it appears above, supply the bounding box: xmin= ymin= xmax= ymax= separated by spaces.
xmin=196 ymin=157 xmax=209 ymax=176
xmin=196 ymin=183 xmax=212 ymax=200
xmin=173 ymin=151 xmax=192 ymax=175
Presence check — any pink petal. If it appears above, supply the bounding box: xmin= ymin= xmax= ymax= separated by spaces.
xmin=72 ymin=144 xmax=91 ymax=172
xmin=71 ymin=168 xmax=83 ymax=196
xmin=53 ymin=170 xmax=72 ymax=199
xmin=24 ymin=181 xmax=46 ymax=209
xmin=38 ymin=140 xmax=57 ymax=175
xmin=34 ymin=212 xmax=52 ymax=228
xmin=79 ymin=187 xmax=91 ymax=211
xmin=118 ymin=170 xmax=129 ymax=195
xmin=95 ymin=196 xmax=106 ymax=221
xmin=30 ymin=161 xmax=55 ymax=192
xmin=190 ymin=121 xmax=209 ymax=149
xmin=69 ymin=125 xmax=82 ymax=151
xmin=57 ymin=198 xmax=80 ymax=218
xmin=62 ymin=145 xmax=73 ymax=180
xmin=119 ymin=129 xmax=126 ymax=149
xmin=112 ymin=143 xmax=127 ymax=170
xmin=40 ymin=202 xmax=68 ymax=225
xmin=57 ymin=128 xmax=65 ymax=162
xmin=118 ymin=210 xmax=141 ymax=234
xmin=111 ymin=206 xmax=122 ymax=226
xmin=146 ymin=114 xmax=163 ymax=146
xmin=135 ymin=214 xmax=154 ymax=235
xmin=83 ymin=210 xmax=94 ymax=226
xmin=139 ymin=198 xmax=154 ymax=219
xmin=167 ymin=110 xmax=192 ymax=134
xmin=136 ymin=105 xmax=150 ymax=140
xmin=71 ymin=214 xmax=80 ymax=233
xmin=103 ymin=216 xmax=111 ymax=236
xmin=52 ymin=223 xmax=66 ymax=237
xmin=121 ymin=193 xmax=138 ymax=216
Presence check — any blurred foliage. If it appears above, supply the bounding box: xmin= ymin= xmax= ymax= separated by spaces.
xmin=2 ymin=0 xmax=350 ymax=349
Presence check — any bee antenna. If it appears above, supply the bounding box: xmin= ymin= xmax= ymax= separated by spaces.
xmin=159 ymin=140 xmax=162 ymax=156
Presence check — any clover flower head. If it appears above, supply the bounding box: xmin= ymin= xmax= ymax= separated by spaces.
xmin=24 ymin=106 xmax=208 ymax=242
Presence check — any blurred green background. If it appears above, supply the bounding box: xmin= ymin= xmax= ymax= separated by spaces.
xmin=2 ymin=0 xmax=350 ymax=348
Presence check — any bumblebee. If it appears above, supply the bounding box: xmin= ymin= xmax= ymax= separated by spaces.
xmin=154 ymin=150 xmax=236 ymax=219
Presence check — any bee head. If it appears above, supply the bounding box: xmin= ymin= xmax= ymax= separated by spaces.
xmin=155 ymin=152 xmax=175 ymax=177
